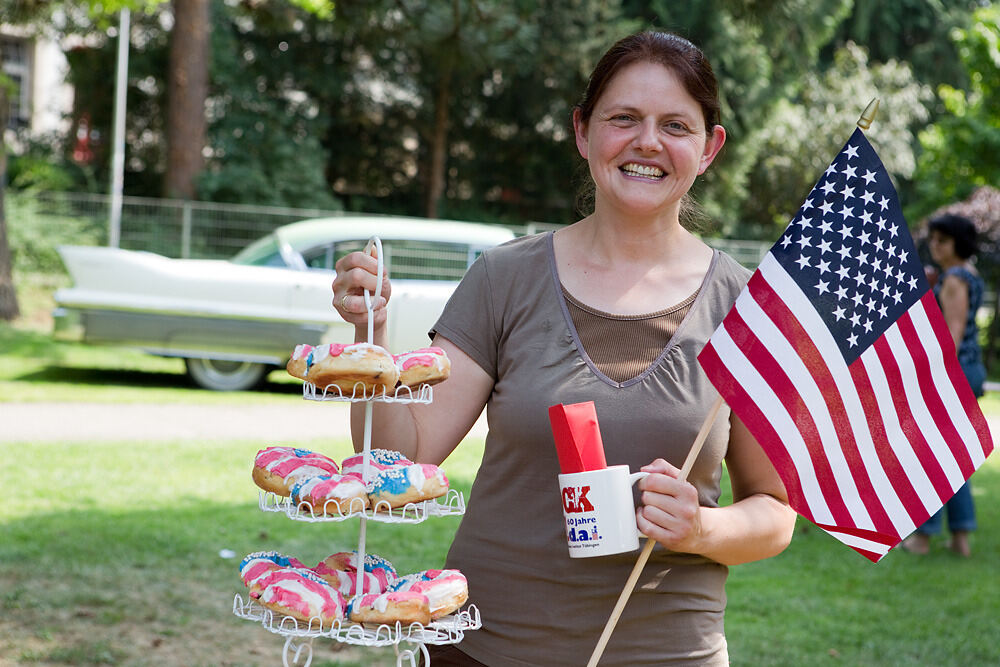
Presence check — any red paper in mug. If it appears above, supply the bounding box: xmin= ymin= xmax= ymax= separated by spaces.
xmin=548 ymin=401 xmax=608 ymax=474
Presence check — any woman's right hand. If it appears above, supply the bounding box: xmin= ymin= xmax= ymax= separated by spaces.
xmin=332 ymin=249 xmax=392 ymax=336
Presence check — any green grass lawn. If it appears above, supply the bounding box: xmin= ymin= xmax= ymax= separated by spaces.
xmin=1 ymin=435 xmax=480 ymax=666
xmin=3 ymin=300 xmax=1000 ymax=665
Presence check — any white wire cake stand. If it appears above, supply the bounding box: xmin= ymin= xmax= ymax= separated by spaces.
xmin=232 ymin=236 xmax=480 ymax=666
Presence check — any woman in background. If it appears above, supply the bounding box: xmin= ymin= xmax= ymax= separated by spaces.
xmin=905 ymin=213 xmax=985 ymax=557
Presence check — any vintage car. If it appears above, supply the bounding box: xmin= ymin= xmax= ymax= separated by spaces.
xmin=53 ymin=215 xmax=516 ymax=390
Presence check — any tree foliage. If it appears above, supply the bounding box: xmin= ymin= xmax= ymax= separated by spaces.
xmin=822 ymin=0 xmax=987 ymax=91
xmin=912 ymin=5 xmax=1000 ymax=221
xmin=195 ymin=2 xmax=339 ymax=208
xmin=742 ymin=42 xmax=934 ymax=238
xmin=5 ymin=0 xmax=996 ymax=237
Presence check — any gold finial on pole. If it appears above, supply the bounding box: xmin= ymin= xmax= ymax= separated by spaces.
xmin=857 ymin=98 xmax=880 ymax=130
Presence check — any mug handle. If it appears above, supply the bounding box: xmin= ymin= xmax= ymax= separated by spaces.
xmin=629 ymin=471 xmax=650 ymax=486
xmin=629 ymin=471 xmax=651 ymax=536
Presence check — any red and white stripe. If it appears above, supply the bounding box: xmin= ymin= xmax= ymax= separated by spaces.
xmin=699 ymin=254 xmax=992 ymax=561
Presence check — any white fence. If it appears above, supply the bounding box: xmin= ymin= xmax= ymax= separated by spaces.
xmin=19 ymin=191 xmax=770 ymax=268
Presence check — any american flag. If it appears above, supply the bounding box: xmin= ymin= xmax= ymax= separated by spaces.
xmin=698 ymin=128 xmax=994 ymax=562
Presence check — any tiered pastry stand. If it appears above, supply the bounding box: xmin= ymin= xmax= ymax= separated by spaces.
xmin=233 ymin=237 xmax=481 ymax=667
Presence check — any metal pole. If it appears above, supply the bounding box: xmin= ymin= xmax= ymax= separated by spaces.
xmin=109 ymin=9 xmax=130 ymax=248
xmin=181 ymin=201 xmax=192 ymax=258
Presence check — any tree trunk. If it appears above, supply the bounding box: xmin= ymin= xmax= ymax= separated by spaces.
xmin=0 ymin=47 xmax=20 ymax=322
xmin=164 ymin=0 xmax=210 ymax=200
xmin=423 ymin=71 xmax=451 ymax=219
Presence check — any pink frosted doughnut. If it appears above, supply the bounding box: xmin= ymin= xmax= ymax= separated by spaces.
xmin=347 ymin=590 xmax=430 ymax=626
xmin=239 ymin=551 xmax=307 ymax=595
xmin=393 ymin=347 xmax=451 ymax=388
xmin=313 ymin=551 xmax=397 ymax=592
xmin=341 ymin=449 xmax=414 ymax=481
xmin=389 ymin=569 xmax=469 ymax=619
xmin=255 ymin=568 xmax=346 ymax=627
xmin=367 ymin=463 xmax=449 ymax=509
xmin=252 ymin=446 xmax=340 ymax=497
xmin=312 ymin=567 xmax=385 ymax=597
xmin=290 ymin=474 xmax=369 ymax=516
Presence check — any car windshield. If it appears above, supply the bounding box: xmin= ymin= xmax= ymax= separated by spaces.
xmin=302 ymin=239 xmax=475 ymax=280
xmin=230 ymin=227 xmax=497 ymax=279
xmin=230 ymin=235 xmax=287 ymax=267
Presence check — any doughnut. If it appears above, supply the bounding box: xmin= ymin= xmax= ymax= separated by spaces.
xmin=367 ymin=463 xmax=449 ymax=509
xmin=252 ymin=446 xmax=340 ymax=497
xmin=313 ymin=567 xmax=385 ymax=597
xmin=290 ymin=474 xmax=370 ymax=516
xmin=341 ymin=449 xmax=414 ymax=481
xmin=347 ymin=590 xmax=431 ymax=626
xmin=239 ymin=551 xmax=307 ymax=595
xmin=285 ymin=344 xmax=315 ymax=380
xmin=389 ymin=569 xmax=469 ymax=619
xmin=303 ymin=342 xmax=399 ymax=397
xmin=254 ymin=568 xmax=346 ymax=627
xmin=313 ymin=551 xmax=398 ymax=592
xmin=393 ymin=347 xmax=451 ymax=388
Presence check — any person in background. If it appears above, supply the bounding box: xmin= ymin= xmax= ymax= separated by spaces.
xmin=333 ymin=30 xmax=796 ymax=665
xmin=904 ymin=213 xmax=986 ymax=557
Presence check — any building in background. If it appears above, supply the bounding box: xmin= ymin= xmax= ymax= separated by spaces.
xmin=1 ymin=26 xmax=74 ymax=143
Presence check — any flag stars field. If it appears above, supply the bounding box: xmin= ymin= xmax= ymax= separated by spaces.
xmin=771 ymin=133 xmax=926 ymax=357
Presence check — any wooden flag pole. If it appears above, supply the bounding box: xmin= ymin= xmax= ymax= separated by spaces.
xmin=585 ymin=394 xmax=726 ymax=667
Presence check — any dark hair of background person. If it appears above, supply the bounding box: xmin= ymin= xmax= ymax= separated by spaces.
xmin=571 ymin=30 xmax=722 ymax=232
xmin=929 ymin=213 xmax=978 ymax=259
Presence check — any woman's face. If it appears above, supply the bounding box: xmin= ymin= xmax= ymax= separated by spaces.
xmin=928 ymin=229 xmax=958 ymax=265
xmin=574 ymin=60 xmax=725 ymax=219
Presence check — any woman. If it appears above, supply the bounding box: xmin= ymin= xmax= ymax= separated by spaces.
xmin=904 ymin=214 xmax=985 ymax=557
xmin=333 ymin=30 xmax=796 ymax=666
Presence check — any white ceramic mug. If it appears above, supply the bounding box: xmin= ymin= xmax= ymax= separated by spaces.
xmin=558 ymin=465 xmax=649 ymax=558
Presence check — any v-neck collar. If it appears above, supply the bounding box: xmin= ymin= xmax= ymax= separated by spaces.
xmin=545 ymin=231 xmax=719 ymax=389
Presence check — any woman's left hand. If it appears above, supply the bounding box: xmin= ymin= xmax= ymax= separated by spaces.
xmin=636 ymin=458 xmax=703 ymax=553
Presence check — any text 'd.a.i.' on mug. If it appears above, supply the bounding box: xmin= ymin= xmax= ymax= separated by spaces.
xmin=558 ymin=464 xmax=649 ymax=558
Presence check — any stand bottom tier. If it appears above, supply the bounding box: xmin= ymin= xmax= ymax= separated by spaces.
xmin=233 ymin=592 xmax=481 ymax=648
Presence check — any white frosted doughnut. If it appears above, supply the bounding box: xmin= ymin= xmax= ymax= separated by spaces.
xmin=290 ymin=474 xmax=370 ymax=516
xmin=252 ymin=446 xmax=340 ymax=497
xmin=297 ymin=342 xmax=398 ymax=396
xmin=254 ymin=568 xmax=346 ymax=627
xmin=393 ymin=347 xmax=451 ymax=388
xmin=239 ymin=551 xmax=307 ymax=595
xmin=312 ymin=551 xmax=397 ymax=592
xmin=341 ymin=449 xmax=413 ymax=480
xmin=347 ymin=590 xmax=430 ymax=626
xmin=367 ymin=463 xmax=449 ymax=509
xmin=389 ymin=569 xmax=468 ymax=619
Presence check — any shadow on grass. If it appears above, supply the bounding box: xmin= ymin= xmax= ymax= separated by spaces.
xmin=1 ymin=324 xmax=301 ymax=396
xmin=12 ymin=364 xmax=302 ymax=394
xmin=0 ymin=501 xmax=462 ymax=666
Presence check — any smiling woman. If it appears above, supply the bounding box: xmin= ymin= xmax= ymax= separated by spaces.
xmin=331 ymin=30 xmax=795 ymax=667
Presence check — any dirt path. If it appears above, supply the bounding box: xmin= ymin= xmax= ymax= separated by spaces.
xmin=1 ymin=401 xmax=489 ymax=443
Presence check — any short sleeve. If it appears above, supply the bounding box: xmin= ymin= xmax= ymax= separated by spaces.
xmin=430 ymin=253 xmax=500 ymax=379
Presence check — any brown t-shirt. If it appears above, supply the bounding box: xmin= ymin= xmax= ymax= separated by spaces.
xmin=431 ymin=232 xmax=751 ymax=666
